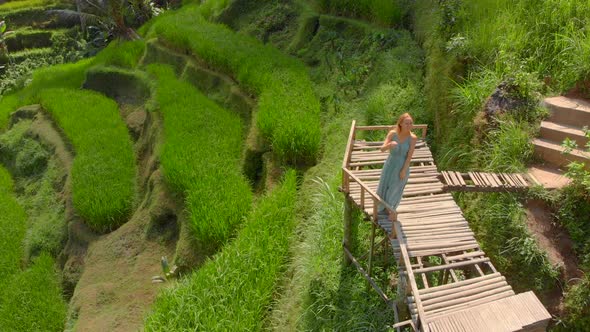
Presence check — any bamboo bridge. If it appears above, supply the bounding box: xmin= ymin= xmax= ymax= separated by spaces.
xmin=341 ymin=121 xmax=551 ymax=331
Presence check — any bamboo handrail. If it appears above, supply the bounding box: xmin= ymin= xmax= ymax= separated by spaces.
xmin=342 ymin=120 xmax=356 ymax=190
xmin=355 ymin=124 xmax=428 ymax=139
xmin=342 ymin=167 xmax=428 ymax=330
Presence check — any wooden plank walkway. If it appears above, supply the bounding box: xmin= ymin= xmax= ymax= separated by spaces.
xmin=341 ymin=122 xmax=551 ymax=332
xmin=439 ymin=171 xmax=539 ymax=192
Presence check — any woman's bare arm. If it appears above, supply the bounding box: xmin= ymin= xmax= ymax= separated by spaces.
xmin=400 ymin=134 xmax=418 ymax=179
xmin=380 ymin=130 xmax=397 ymax=152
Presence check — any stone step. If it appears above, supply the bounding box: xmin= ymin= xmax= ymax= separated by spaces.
xmin=544 ymin=96 xmax=590 ymax=127
xmin=533 ymin=138 xmax=590 ymax=168
xmin=539 ymin=120 xmax=589 ymax=149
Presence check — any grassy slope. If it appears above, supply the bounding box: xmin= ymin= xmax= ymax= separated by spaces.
xmin=0 ymin=166 xmax=66 ymax=331
xmin=145 ymin=3 xmax=321 ymax=164
xmin=145 ymin=170 xmax=297 ymax=331
xmin=39 ymin=88 xmax=136 ymax=232
xmin=147 ymin=64 xmax=252 ymax=248
xmin=414 ymin=0 xmax=590 ymax=328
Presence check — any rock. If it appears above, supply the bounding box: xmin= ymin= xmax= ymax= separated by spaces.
xmin=125 ymin=110 xmax=146 ymax=141
xmin=483 ymin=80 xmax=528 ymax=122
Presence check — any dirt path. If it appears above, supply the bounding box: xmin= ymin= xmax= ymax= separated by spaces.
xmin=67 ymin=170 xmax=178 ymax=332
xmin=524 ymin=199 xmax=582 ymax=313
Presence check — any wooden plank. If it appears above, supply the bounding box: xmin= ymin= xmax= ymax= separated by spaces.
xmin=501 ymin=173 xmax=515 ymax=187
xmin=417 ymin=256 xmax=429 ymax=289
xmin=468 ymin=172 xmax=480 ymax=186
xmin=455 ymin=171 xmax=466 ymax=186
xmin=422 ymin=279 xmax=509 ymax=305
xmin=413 ymin=257 xmax=489 ymax=274
xmin=424 ymin=286 xmax=514 ymax=313
xmin=515 ymin=173 xmax=528 ymax=187
xmin=420 ymin=272 xmax=506 ymax=298
xmin=441 ymin=171 xmax=453 ymax=186
xmin=490 ymin=173 xmax=503 ymax=187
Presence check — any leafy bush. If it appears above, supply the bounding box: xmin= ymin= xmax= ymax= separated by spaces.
xmin=145 ymin=170 xmax=297 ymax=331
xmin=560 ymin=273 xmax=590 ymax=330
xmin=146 ymin=4 xmax=321 ymax=165
xmin=39 ymin=88 xmax=136 ymax=231
xmin=147 ymin=64 xmax=252 ymax=247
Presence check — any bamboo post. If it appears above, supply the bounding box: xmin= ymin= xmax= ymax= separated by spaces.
xmin=368 ymin=221 xmax=376 ymax=281
xmin=343 ymin=195 xmax=353 ymax=266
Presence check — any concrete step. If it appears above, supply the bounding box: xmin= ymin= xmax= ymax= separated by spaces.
xmin=533 ymin=138 xmax=590 ymax=168
xmin=544 ymin=96 xmax=590 ymax=127
xmin=539 ymin=121 xmax=589 ymax=149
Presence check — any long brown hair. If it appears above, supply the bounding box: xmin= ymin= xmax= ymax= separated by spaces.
xmin=396 ymin=113 xmax=413 ymax=132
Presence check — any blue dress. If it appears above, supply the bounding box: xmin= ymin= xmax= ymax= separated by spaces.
xmin=377 ymin=132 xmax=411 ymax=215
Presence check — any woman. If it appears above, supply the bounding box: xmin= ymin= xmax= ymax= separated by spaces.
xmin=376 ymin=113 xmax=417 ymax=232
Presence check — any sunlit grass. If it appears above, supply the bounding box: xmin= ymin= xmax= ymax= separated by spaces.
xmin=146 ymin=4 xmax=321 ymax=164
xmin=39 ymin=88 xmax=136 ymax=231
xmin=147 ymin=64 xmax=252 ymax=247
xmin=145 ymin=170 xmax=297 ymax=331
xmin=0 ymin=0 xmax=55 ymax=13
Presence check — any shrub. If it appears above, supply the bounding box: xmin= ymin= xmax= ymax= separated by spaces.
xmin=145 ymin=170 xmax=297 ymax=331
xmin=147 ymin=64 xmax=252 ymax=247
xmin=39 ymin=88 xmax=136 ymax=231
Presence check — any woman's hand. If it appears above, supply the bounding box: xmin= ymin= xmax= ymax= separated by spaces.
xmin=399 ymin=169 xmax=406 ymax=180
xmin=388 ymin=141 xmax=398 ymax=150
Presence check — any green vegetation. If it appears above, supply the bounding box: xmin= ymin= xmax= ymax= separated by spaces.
xmin=147 ymin=64 xmax=252 ymax=247
xmin=0 ymin=165 xmax=26 ymax=280
xmin=269 ymin=10 xmax=424 ymax=329
xmin=39 ymin=88 xmax=135 ymax=231
xmin=0 ymin=0 xmax=56 ymax=13
xmin=145 ymin=170 xmax=297 ymax=331
xmin=0 ymin=166 xmax=66 ymax=331
xmin=414 ymin=0 xmax=590 ymax=326
xmin=92 ymin=39 xmax=146 ymax=69
xmin=0 ymin=253 xmax=67 ymax=331
xmin=146 ymin=4 xmax=321 ymax=164
xmin=314 ymin=0 xmax=409 ymax=27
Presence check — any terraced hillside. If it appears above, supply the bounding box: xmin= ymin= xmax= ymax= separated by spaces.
xmin=0 ymin=0 xmax=589 ymax=331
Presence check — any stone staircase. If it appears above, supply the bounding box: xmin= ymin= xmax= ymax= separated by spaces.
xmin=533 ymin=96 xmax=590 ymax=169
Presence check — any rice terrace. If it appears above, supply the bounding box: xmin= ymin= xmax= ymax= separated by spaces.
xmin=0 ymin=0 xmax=589 ymax=331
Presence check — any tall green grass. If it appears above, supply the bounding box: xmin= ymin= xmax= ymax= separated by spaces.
xmin=93 ymin=40 xmax=146 ymax=69
xmin=315 ymin=0 xmax=409 ymax=26
xmin=0 ymin=253 xmax=67 ymax=331
xmin=145 ymin=170 xmax=297 ymax=331
xmin=147 ymin=64 xmax=252 ymax=247
xmin=458 ymin=192 xmax=559 ymax=293
xmin=0 ymin=0 xmax=54 ymax=13
xmin=146 ymin=4 xmax=321 ymax=165
xmin=0 ymin=166 xmax=66 ymax=331
xmin=0 ymin=94 xmax=20 ymax=130
xmin=39 ymin=88 xmax=136 ymax=232
xmin=0 ymin=166 xmax=26 ymax=280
